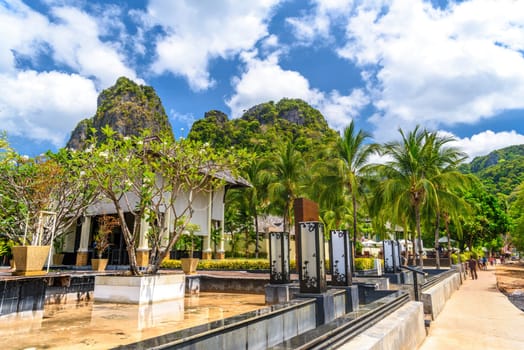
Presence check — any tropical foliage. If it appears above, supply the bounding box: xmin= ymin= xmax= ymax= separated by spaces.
xmin=78 ymin=127 xmax=249 ymax=275
xmin=0 ymin=133 xmax=97 ymax=246
xmin=371 ymin=128 xmax=470 ymax=266
xmin=2 ymin=77 xmax=522 ymax=271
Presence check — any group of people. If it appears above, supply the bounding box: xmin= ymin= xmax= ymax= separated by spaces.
xmin=467 ymin=255 xmax=503 ymax=279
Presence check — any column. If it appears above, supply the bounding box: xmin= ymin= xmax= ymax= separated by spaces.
xmin=75 ymin=216 xmax=91 ymax=266
xmin=202 ymin=192 xmax=213 ymax=260
xmin=159 ymin=209 xmax=171 ymax=262
xmin=216 ymin=218 xmax=226 ymax=260
xmin=136 ymin=216 xmax=150 ymax=267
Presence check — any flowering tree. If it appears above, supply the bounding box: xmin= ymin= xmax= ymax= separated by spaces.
xmin=0 ymin=133 xmax=97 ymax=246
xmin=80 ymin=127 xmax=249 ymax=275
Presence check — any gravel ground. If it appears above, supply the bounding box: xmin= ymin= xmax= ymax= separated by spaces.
xmin=495 ymin=262 xmax=524 ymax=311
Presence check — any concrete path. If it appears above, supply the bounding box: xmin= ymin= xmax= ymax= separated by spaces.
xmin=418 ymin=266 xmax=524 ymax=349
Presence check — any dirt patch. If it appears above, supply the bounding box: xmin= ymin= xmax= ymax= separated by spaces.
xmin=496 ymin=262 xmax=524 ymax=311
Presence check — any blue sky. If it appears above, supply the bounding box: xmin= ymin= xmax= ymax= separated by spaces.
xmin=1 ymin=0 xmax=524 ymax=160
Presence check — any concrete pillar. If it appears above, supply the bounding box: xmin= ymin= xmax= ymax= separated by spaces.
xmin=160 ymin=209 xmax=171 ymax=249
xmin=215 ymin=218 xmax=226 ymax=260
xmin=202 ymin=192 xmax=213 ymax=260
xmin=136 ymin=216 xmax=150 ymax=267
xmin=76 ymin=216 xmax=91 ymax=266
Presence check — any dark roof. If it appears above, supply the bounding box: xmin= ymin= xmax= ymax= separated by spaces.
xmin=212 ymin=169 xmax=251 ymax=188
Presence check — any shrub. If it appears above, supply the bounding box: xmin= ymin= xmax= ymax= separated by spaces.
xmin=160 ymin=258 xmax=270 ymax=271
xmin=451 ymin=252 xmax=469 ymax=264
xmin=355 ymin=257 xmax=376 ymax=270
xmin=161 ymin=257 xmax=377 ymax=272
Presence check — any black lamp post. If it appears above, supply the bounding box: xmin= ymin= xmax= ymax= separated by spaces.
xmin=269 ymin=232 xmax=290 ymax=284
xmin=298 ymin=221 xmax=326 ymax=293
xmin=329 ymin=230 xmax=353 ymax=286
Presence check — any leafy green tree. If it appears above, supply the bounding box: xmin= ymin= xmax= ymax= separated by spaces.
xmin=509 ymin=183 xmax=524 ymax=252
xmin=80 ymin=127 xmax=247 ymax=275
xmin=330 ymin=121 xmax=378 ymax=247
xmin=460 ymin=185 xmax=511 ymax=252
xmin=267 ymin=141 xmax=307 ymax=233
xmin=226 ymin=157 xmax=271 ymax=258
xmin=419 ymin=131 xmax=473 ymax=268
xmin=371 ymin=126 xmax=468 ymax=267
xmin=0 ymin=133 xmax=97 ymax=246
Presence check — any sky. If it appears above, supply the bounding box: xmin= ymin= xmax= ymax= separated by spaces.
xmin=1 ymin=0 xmax=524 ymax=160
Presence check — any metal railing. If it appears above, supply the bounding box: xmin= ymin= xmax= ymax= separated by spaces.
xmin=401 ymin=265 xmax=428 ymax=301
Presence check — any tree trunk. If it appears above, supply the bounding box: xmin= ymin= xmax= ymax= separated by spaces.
xmin=351 ymin=190 xmax=358 ymax=273
xmin=254 ymin=213 xmax=259 ymax=259
xmin=434 ymin=213 xmax=441 ymax=269
xmin=415 ymin=205 xmax=424 ymax=268
xmin=113 ymin=200 xmax=141 ymax=275
xmin=444 ymin=213 xmax=451 ymax=252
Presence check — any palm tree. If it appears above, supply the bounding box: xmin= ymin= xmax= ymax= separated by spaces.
xmin=226 ymin=157 xmax=271 ymax=258
xmin=331 ymin=121 xmax=379 ymax=247
xmin=267 ymin=141 xmax=307 ymax=234
xmin=420 ymin=132 xmax=474 ymax=268
xmin=311 ymin=153 xmax=352 ymax=231
xmin=372 ymin=126 xmax=468 ymax=268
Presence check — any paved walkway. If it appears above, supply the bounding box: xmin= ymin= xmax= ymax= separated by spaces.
xmin=418 ymin=266 xmax=524 ymax=349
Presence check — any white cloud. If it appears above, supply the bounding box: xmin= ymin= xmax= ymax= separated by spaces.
xmin=47 ymin=6 xmax=140 ymax=87
xmin=451 ymin=130 xmax=524 ymax=160
xmin=0 ymin=71 xmax=98 ymax=146
xmin=170 ymin=109 xmax=195 ymax=137
xmin=0 ymin=1 xmax=140 ymax=87
xmin=287 ymin=0 xmax=354 ymax=43
xmin=0 ymin=0 xmax=49 ymax=72
xmin=227 ymin=53 xmax=321 ymax=117
xmin=227 ymin=52 xmax=368 ymax=129
xmin=0 ymin=1 xmax=143 ymax=147
xmin=315 ymin=89 xmax=369 ymax=131
xmin=337 ymin=0 xmax=524 ymax=140
xmin=145 ymin=0 xmax=280 ymax=91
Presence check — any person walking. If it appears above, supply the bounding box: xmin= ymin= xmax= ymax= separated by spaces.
xmin=468 ymin=256 xmax=478 ymax=279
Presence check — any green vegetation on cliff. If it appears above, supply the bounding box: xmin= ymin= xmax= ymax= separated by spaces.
xmin=461 ymin=144 xmax=524 ymax=196
xmin=67 ymin=77 xmax=173 ymax=149
xmin=188 ymin=98 xmax=339 ymax=157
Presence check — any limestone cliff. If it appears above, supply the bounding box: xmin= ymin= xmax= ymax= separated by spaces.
xmin=66 ymin=77 xmax=173 ymax=149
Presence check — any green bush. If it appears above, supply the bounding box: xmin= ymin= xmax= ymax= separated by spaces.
xmin=451 ymin=252 xmax=470 ymax=264
xmin=161 ymin=258 xmax=270 ymax=271
xmin=161 ymin=257 xmax=377 ymax=272
xmin=355 ymin=257 xmax=376 ymax=271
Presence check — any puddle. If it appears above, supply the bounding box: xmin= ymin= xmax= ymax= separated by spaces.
xmin=0 ymin=292 xmax=265 ymax=349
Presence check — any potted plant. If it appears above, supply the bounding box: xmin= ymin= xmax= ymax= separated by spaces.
xmin=0 ymin=238 xmax=15 ymax=269
xmin=180 ymin=223 xmax=201 ymax=275
xmin=80 ymin=128 xmax=246 ymax=304
xmin=52 ymin=235 xmax=65 ymax=265
xmin=92 ymin=215 xmax=118 ymax=271
xmin=11 ymin=210 xmax=56 ymax=276
xmin=0 ymin=139 xmax=98 ymax=276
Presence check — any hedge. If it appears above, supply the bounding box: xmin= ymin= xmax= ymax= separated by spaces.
xmin=160 ymin=257 xmax=377 ymax=272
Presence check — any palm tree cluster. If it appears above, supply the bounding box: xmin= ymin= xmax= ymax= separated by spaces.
xmin=226 ymin=122 xmax=480 ymax=268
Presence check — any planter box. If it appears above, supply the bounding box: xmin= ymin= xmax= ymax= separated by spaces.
xmin=12 ymin=246 xmax=51 ymax=276
xmin=91 ymin=258 xmax=108 ymax=271
xmin=181 ymin=258 xmax=199 ymax=275
xmin=94 ymin=273 xmax=185 ymax=304
xmin=52 ymin=254 xmax=64 ymax=265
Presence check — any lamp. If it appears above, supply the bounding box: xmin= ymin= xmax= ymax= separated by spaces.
xmin=329 ymin=230 xmax=353 ymax=286
xmin=269 ymin=232 xmax=290 ymax=284
xmin=383 ymin=239 xmax=401 ymax=273
xmin=298 ymin=221 xmax=326 ymax=293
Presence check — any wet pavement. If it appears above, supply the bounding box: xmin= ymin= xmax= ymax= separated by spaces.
xmin=1 ymin=292 xmax=266 ymax=350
